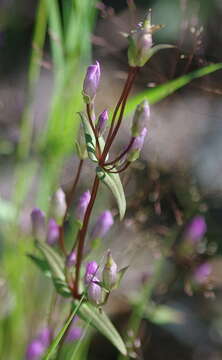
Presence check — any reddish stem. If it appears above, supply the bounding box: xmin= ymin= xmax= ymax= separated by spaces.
xmin=106 ymin=161 xmax=131 ymax=174
xmin=104 ymin=137 xmax=135 ymax=167
xmin=73 ymin=175 xmax=100 ymax=297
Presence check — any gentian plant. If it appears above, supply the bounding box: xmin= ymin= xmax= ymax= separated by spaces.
xmin=27 ymin=12 xmax=176 ymax=358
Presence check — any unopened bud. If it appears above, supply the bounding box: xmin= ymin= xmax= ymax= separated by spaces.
xmin=96 ymin=109 xmax=108 ymax=135
xmin=128 ymin=14 xmax=153 ymax=67
xmin=84 ymin=261 xmax=99 ymax=284
xmin=82 ymin=61 xmax=100 ymax=103
xmin=87 ymin=278 xmax=102 ymax=306
xmin=47 ymin=219 xmax=59 ymax=245
xmin=102 ymin=250 xmax=118 ymax=290
xmin=66 ymin=251 xmax=77 ymax=267
xmin=31 ymin=208 xmax=46 ymax=241
xmin=131 ymin=100 xmax=150 ymax=137
xmin=127 ymin=128 xmax=147 ymax=162
xmin=76 ymin=190 xmax=91 ymax=222
xmin=51 ymin=188 xmax=67 ymax=225
xmin=91 ymin=210 xmax=114 ymax=240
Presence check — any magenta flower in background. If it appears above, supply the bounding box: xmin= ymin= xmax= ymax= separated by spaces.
xmin=184 ymin=216 xmax=207 ymax=243
xmin=26 ymin=340 xmax=45 ymax=360
xmin=36 ymin=328 xmax=52 ymax=347
xmin=65 ymin=326 xmax=82 ymax=342
xmin=91 ymin=210 xmax=114 ymax=240
xmin=83 ymin=61 xmax=101 ymax=102
xmin=193 ymin=262 xmax=212 ymax=284
xmin=76 ymin=190 xmax=91 ymax=221
xmin=47 ymin=219 xmax=60 ymax=245
xmin=84 ymin=261 xmax=99 ymax=284
xmin=31 ymin=208 xmax=46 ymax=241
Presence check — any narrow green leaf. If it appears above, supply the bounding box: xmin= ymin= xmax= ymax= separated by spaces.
xmin=78 ymin=303 xmax=127 ymax=356
xmin=125 ymin=63 xmax=222 ymax=112
xmin=43 ymin=298 xmax=84 ymax=360
xmin=27 ymin=254 xmax=52 ymax=277
xmin=97 ymin=168 xmax=126 ymax=220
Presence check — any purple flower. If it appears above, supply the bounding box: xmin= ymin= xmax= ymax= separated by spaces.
xmin=91 ymin=210 xmax=114 ymax=240
xmin=84 ymin=261 xmax=99 ymax=284
xmin=65 ymin=327 xmax=82 ymax=342
xmin=47 ymin=219 xmax=60 ymax=245
xmin=26 ymin=340 xmax=45 ymax=360
xmin=184 ymin=216 xmax=207 ymax=243
xmin=131 ymin=100 xmax=150 ymax=137
xmin=76 ymin=190 xmax=91 ymax=221
xmin=87 ymin=277 xmax=102 ymax=306
xmin=96 ymin=109 xmax=108 ymax=135
xmin=66 ymin=251 xmax=77 ymax=267
xmin=31 ymin=208 xmax=46 ymax=241
xmin=83 ymin=61 xmax=101 ymax=102
xmin=193 ymin=263 xmax=212 ymax=284
xmin=102 ymin=250 xmax=118 ymax=290
xmin=51 ymin=188 xmax=67 ymax=225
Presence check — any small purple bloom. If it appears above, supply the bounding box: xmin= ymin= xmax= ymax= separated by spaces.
xmin=66 ymin=251 xmax=77 ymax=267
xmin=102 ymin=250 xmax=118 ymax=290
xmin=185 ymin=216 xmax=207 ymax=243
xmin=131 ymin=100 xmax=150 ymax=137
xmin=87 ymin=277 xmax=102 ymax=306
xmin=91 ymin=210 xmax=114 ymax=240
xmin=31 ymin=208 xmax=46 ymax=241
xmin=47 ymin=219 xmax=60 ymax=245
xmin=96 ymin=109 xmax=108 ymax=135
xmin=26 ymin=340 xmax=45 ymax=360
xmin=127 ymin=128 xmax=147 ymax=162
xmin=76 ymin=190 xmax=91 ymax=221
xmin=85 ymin=261 xmax=99 ymax=284
xmin=193 ymin=263 xmax=212 ymax=284
xmin=83 ymin=61 xmax=101 ymax=102
xmin=65 ymin=327 xmax=82 ymax=342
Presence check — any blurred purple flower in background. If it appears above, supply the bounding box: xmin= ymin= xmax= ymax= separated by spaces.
xmin=184 ymin=216 xmax=207 ymax=243
xmin=76 ymin=190 xmax=91 ymax=221
xmin=26 ymin=328 xmax=52 ymax=360
xmin=193 ymin=262 xmax=212 ymax=284
xmin=30 ymin=208 xmax=46 ymax=241
xmin=91 ymin=210 xmax=114 ymax=239
xmin=47 ymin=219 xmax=59 ymax=245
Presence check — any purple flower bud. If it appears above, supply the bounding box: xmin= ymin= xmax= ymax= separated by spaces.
xmin=128 ymin=15 xmax=153 ymax=67
xmin=47 ymin=219 xmax=59 ymax=245
xmin=102 ymin=250 xmax=118 ymax=290
xmin=51 ymin=188 xmax=67 ymax=225
xmin=87 ymin=277 xmax=102 ymax=306
xmin=65 ymin=327 xmax=82 ymax=342
xmin=36 ymin=328 xmax=52 ymax=347
xmin=31 ymin=208 xmax=46 ymax=241
xmin=66 ymin=251 xmax=77 ymax=267
xmin=83 ymin=61 xmax=100 ymax=103
xmin=127 ymin=128 xmax=147 ymax=162
xmin=193 ymin=263 xmax=212 ymax=284
xmin=96 ymin=109 xmax=108 ymax=135
xmin=76 ymin=190 xmax=91 ymax=221
xmin=131 ymin=100 xmax=150 ymax=137
xmin=184 ymin=216 xmax=207 ymax=243
xmin=91 ymin=210 xmax=114 ymax=240
xmin=26 ymin=340 xmax=45 ymax=360
xmin=84 ymin=261 xmax=99 ymax=284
